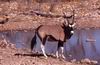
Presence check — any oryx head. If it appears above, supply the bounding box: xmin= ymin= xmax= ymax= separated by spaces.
xmin=63 ymin=10 xmax=76 ymax=35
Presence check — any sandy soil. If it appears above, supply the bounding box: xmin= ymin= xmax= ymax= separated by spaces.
xmin=0 ymin=0 xmax=100 ymax=31
xmin=0 ymin=40 xmax=97 ymax=65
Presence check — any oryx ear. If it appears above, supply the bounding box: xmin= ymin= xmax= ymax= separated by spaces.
xmin=63 ymin=20 xmax=68 ymax=26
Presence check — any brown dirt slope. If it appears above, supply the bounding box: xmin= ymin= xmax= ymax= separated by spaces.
xmin=0 ymin=0 xmax=100 ymax=31
xmin=0 ymin=41 xmax=94 ymax=65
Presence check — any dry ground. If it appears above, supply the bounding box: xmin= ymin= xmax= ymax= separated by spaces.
xmin=0 ymin=40 xmax=97 ymax=65
xmin=0 ymin=0 xmax=100 ymax=31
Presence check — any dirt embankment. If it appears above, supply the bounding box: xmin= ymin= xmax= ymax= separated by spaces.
xmin=0 ymin=0 xmax=100 ymax=31
xmin=0 ymin=40 xmax=97 ymax=65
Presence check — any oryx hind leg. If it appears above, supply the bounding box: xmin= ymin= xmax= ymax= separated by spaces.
xmin=41 ymin=44 xmax=48 ymax=59
xmin=40 ymin=36 xmax=48 ymax=59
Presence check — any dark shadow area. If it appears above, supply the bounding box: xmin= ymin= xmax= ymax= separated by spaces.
xmin=14 ymin=53 xmax=44 ymax=57
xmin=14 ymin=53 xmax=57 ymax=58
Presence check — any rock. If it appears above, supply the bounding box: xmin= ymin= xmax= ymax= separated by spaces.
xmin=91 ymin=60 xmax=98 ymax=64
xmin=0 ymin=15 xmax=9 ymax=24
xmin=80 ymin=58 xmax=91 ymax=64
xmin=9 ymin=2 xmax=18 ymax=10
xmin=86 ymin=38 xmax=96 ymax=42
xmin=0 ymin=40 xmax=7 ymax=48
xmin=71 ymin=59 xmax=77 ymax=63
xmin=80 ymin=58 xmax=98 ymax=64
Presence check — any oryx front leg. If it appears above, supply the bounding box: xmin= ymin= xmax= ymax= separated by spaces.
xmin=41 ymin=44 xmax=48 ymax=59
xmin=56 ymin=50 xmax=59 ymax=58
xmin=60 ymin=47 xmax=66 ymax=59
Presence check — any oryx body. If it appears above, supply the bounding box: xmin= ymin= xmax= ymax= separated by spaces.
xmin=31 ymin=12 xmax=75 ymax=59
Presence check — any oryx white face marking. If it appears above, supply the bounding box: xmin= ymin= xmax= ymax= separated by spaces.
xmin=71 ymin=30 xmax=74 ymax=34
xmin=68 ymin=23 xmax=76 ymax=27
xmin=72 ymin=23 xmax=76 ymax=27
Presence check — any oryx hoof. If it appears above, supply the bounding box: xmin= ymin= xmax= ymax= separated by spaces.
xmin=56 ymin=54 xmax=59 ymax=59
xmin=43 ymin=53 xmax=48 ymax=59
xmin=44 ymin=56 xmax=48 ymax=59
xmin=62 ymin=55 xmax=66 ymax=59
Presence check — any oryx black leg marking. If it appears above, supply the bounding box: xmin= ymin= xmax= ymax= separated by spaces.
xmin=56 ymin=40 xmax=65 ymax=59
